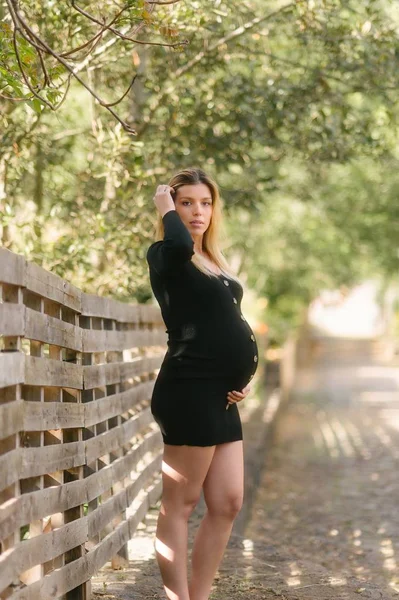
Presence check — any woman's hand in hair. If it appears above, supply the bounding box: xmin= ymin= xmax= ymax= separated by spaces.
xmin=153 ymin=184 xmax=176 ymax=218
xmin=226 ymin=383 xmax=251 ymax=409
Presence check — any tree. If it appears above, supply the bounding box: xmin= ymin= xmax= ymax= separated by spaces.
xmin=1 ymin=0 xmax=187 ymax=132
xmin=2 ymin=0 xmax=399 ymax=343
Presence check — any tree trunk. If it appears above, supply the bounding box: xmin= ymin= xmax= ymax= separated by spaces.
xmin=0 ymin=157 xmax=11 ymax=248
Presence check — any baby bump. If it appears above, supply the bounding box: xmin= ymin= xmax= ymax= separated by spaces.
xmin=162 ymin=316 xmax=259 ymax=385
xmin=211 ymin=318 xmax=259 ymax=383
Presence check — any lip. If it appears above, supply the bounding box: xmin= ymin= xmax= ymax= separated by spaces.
xmin=190 ymin=221 xmax=204 ymax=225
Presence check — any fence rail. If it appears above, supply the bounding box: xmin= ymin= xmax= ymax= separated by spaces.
xmin=0 ymin=248 xmax=166 ymax=599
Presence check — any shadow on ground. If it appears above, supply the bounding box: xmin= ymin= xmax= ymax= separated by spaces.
xmin=92 ymin=341 xmax=399 ymax=599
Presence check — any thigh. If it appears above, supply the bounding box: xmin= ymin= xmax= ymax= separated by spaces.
xmin=161 ymin=444 xmax=216 ymax=508
xmin=202 ymin=440 xmax=244 ymax=511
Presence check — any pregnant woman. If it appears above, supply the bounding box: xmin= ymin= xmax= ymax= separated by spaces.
xmin=146 ymin=167 xmax=259 ymax=600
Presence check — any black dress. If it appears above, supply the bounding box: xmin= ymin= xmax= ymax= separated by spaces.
xmin=146 ymin=209 xmax=259 ymax=446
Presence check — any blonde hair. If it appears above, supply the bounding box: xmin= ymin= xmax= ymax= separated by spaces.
xmin=153 ymin=167 xmax=240 ymax=282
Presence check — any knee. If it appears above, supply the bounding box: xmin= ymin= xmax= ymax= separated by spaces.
xmin=207 ymin=494 xmax=243 ymax=520
xmin=162 ymin=493 xmax=201 ymax=520
xmin=181 ymin=495 xmax=201 ymax=519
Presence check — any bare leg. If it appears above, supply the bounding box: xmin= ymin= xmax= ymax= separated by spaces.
xmin=189 ymin=440 xmax=244 ymax=600
xmin=155 ymin=443 xmax=216 ymax=600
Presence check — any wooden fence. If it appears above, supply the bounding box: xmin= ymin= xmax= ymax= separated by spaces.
xmin=0 ymin=248 xmax=166 ymax=599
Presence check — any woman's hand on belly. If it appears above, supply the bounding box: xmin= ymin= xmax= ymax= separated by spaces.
xmin=225 ymin=383 xmax=251 ymax=410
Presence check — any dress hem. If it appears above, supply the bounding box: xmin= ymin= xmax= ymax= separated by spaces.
xmin=161 ymin=435 xmax=243 ymax=447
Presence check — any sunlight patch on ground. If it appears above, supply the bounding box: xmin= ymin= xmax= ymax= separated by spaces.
xmin=286 ymin=560 xmax=302 ymax=586
xmin=328 ymin=576 xmax=347 ymax=585
xmin=314 ymin=412 xmax=340 ymax=458
xmin=328 ymin=417 xmax=355 ymax=456
xmin=262 ymin=388 xmax=281 ymax=424
xmin=242 ymin=538 xmax=254 ymax=558
xmin=378 ymin=531 xmax=399 ymax=591
xmin=380 ymin=538 xmax=397 ymax=572
xmin=355 ymin=366 xmax=399 ymax=384
xmin=127 ymin=515 xmax=157 ymax=561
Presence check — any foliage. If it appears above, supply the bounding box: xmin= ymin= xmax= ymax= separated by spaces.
xmin=0 ymin=0 xmax=187 ymax=129
xmin=1 ymin=0 xmax=399 ymax=343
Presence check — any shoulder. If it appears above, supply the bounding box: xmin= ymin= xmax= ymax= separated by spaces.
xmin=146 ymin=241 xmax=162 ymax=260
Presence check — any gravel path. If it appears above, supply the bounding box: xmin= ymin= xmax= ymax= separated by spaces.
xmin=93 ymin=341 xmax=399 ymax=600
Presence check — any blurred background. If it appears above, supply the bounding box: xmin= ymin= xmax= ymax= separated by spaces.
xmin=2 ymin=0 xmax=399 ymax=351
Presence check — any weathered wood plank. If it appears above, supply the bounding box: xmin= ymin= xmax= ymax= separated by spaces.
xmin=125 ymin=454 xmax=162 ymax=507
xmin=0 ymin=248 xmax=26 ymax=286
xmin=21 ymin=441 xmax=86 ymax=478
xmin=82 ymin=328 xmax=147 ymax=352
xmin=0 ymin=305 xmax=164 ymax=356
xmin=107 ymin=429 xmax=161 ymax=494
xmin=84 ymin=381 xmax=153 ymax=427
xmin=0 ymin=352 xmax=25 ymax=388
xmin=0 ymin=449 xmax=21 ymax=493
xmin=81 ymin=293 xmax=141 ymax=322
xmin=26 ymin=260 xmax=81 ymax=312
xmin=87 ymin=489 xmax=128 ymax=539
xmin=8 ymin=477 xmax=162 ymax=600
xmin=0 ymin=304 xmax=164 ymax=350
xmin=0 ymin=400 xmax=23 ymax=440
xmin=0 ymin=303 xmax=25 ymax=336
xmin=87 ymin=452 xmax=162 ymax=539
xmin=81 ymin=293 xmax=164 ymax=324
xmin=25 ymin=307 xmax=82 ymax=350
xmin=0 ymin=430 xmax=162 ymax=541
xmin=152 ymin=327 xmax=168 ymax=345
xmin=85 ymin=406 xmax=153 ymax=464
xmin=0 ymin=518 xmax=88 ymax=592
xmin=83 ymin=356 xmax=159 ymax=389
xmin=120 ymin=356 xmax=161 ymax=380
xmin=20 ymin=382 xmax=153 ymax=431
xmin=127 ymin=478 xmax=163 ymax=539
xmin=23 ymin=400 xmax=85 ymax=431
xmin=25 ymin=355 xmax=82 ymax=388
xmin=63 ymin=279 xmax=82 ymax=314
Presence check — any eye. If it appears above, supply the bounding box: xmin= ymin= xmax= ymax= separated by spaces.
xmin=182 ymin=201 xmax=191 ymax=205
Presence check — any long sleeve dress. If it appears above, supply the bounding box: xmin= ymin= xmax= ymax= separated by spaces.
xmin=146 ymin=209 xmax=259 ymax=446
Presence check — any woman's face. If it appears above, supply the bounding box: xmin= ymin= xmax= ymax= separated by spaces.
xmin=174 ymin=183 xmax=213 ymax=235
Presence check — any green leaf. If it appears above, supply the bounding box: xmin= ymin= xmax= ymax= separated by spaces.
xmin=29 ymin=98 xmax=42 ymax=114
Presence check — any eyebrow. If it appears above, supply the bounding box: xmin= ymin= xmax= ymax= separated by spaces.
xmin=179 ymin=196 xmax=212 ymax=200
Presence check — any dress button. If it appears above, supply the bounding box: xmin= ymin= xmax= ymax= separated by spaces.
xmin=254 ymin=355 xmax=258 ymax=362
xmin=251 ymin=334 xmax=255 ymax=341
xmin=240 ymin=315 xmax=245 ymax=320
xmin=249 ymin=374 xmax=254 ymax=380
xmin=223 ymin=279 xmax=229 ymax=286
xmin=233 ymin=298 xmax=237 ymax=304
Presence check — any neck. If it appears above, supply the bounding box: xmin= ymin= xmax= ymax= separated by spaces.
xmin=192 ymin=233 xmax=204 ymax=255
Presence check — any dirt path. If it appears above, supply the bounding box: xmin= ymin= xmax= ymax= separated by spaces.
xmin=92 ymin=344 xmax=399 ymax=600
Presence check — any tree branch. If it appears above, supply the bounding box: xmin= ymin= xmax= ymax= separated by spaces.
xmin=11 ymin=25 xmax=54 ymax=109
xmin=138 ymin=2 xmax=296 ymax=136
xmin=59 ymin=3 xmax=140 ymax=60
xmin=59 ymin=9 xmax=121 ymax=59
xmin=6 ymin=0 xmax=138 ymax=131
xmin=4 ymin=0 xmax=186 ymax=133
xmin=175 ymin=2 xmax=295 ymax=79
xmin=146 ymin=0 xmax=182 ymax=4
xmin=70 ymin=1 xmax=189 ymax=50
xmin=104 ymin=73 xmax=138 ymax=107
xmin=0 ymin=92 xmax=26 ymax=101
xmin=0 ymin=112 xmax=42 ymax=160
